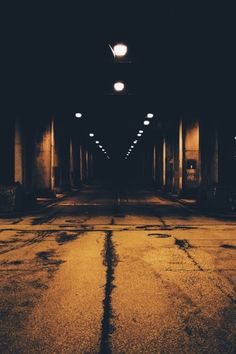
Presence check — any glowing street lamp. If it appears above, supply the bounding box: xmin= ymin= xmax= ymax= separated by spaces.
xmin=147 ymin=113 xmax=154 ymax=118
xmin=89 ymin=133 xmax=94 ymax=137
xmin=139 ymin=130 xmax=143 ymax=133
xmin=113 ymin=43 xmax=128 ymax=57
xmin=114 ymin=81 xmax=125 ymax=92
xmin=75 ymin=113 xmax=82 ymax=118
xmin=143 ymin=120 xmax=150 ymax=126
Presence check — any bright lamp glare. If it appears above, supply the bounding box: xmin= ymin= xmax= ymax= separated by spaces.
xmin=114 ymin=43 xmax=128 ymax=57
xmin=89 ymin=133 xmax=94 ymax=137
xmin=95 ymin=141 xmax=99 ymax=144
xmin=114 ymin=81 xmax=125 ymax=92
xmin=131 ymin=145 xmax=134 ymax=148
xmin=75 ymin=113 xmax=82 ymax=118
xmin=139 ymin=130 xmax=143 ymax=133
xmin=147 ymin=113 xmax=154 ymax=118
xmin=144 ymin=120 xmax=150 ymax=126
xmin=99 ymin=145 xmax=102 ymax=148
xmin=133 ymin=140 xmax=138 ymax=144
xmin=137 ymin=133 xmax=141 ymax=137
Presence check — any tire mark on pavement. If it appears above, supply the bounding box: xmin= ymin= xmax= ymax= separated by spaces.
xmin=0 ymin=231 xmax=49 ymax=255
xmin=99 ymin=231 xmax=118 ymax=354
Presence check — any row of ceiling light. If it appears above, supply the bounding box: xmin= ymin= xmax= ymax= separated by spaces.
xmin=88 ymin=133 xmax=110 ymax=160
xmin=125 ymin=113 xmax=155 ymax=159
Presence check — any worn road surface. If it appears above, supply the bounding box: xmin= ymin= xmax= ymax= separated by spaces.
xmin=0 ymin=184 xmax=236 ymax=353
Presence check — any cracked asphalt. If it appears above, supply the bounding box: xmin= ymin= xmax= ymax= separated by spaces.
xmin=0 ymin=184 xmax=236 ymax=353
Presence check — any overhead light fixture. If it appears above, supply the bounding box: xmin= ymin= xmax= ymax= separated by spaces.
xmin=137 ymin=133 xmax=141 ymax=137
xmin=75 ymin=113 xmax=82 ymax=118
xmin=133 ymin=140 xmax=138 ymax=144
xmin=147 ymin=113 xmax=154 ymax=118
xmin=89 ymin=133 xmax=94 ymax=137
xmin=139 ymin=130 xmax=143 ymax=133
xmin=95 ymin=141 xmax=99 ymax=144
xmin=131 ymin=145 xmax=134 ymax=148
xmin=99 ymin=145 xmax=103 ymax=148
xmin=113 ymin=43 xmax=128 ymax=57
xmin=114 ymin=81 xmax=125 ymax=92
xmin=143 ymin=120 xmax=150 ymax=126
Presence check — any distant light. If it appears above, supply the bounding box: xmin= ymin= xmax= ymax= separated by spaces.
xmin=143 ymin=120 xmax=150 ymax=126
xmin=102 ymin=149 xmax=105 ymax=152
xmin=99 ymin=145 xmax=102 ymax=148
xmin=104 ymin=151 xmax=107 ymax=154
xmin=234 ymin=136 xmax=236 ymax=140
xmin=95 ymin=141 xmax=99 ymax=144
xmin=114 ymin=81 xmax=125 ymax=92
xmin=131 ymin=145 xmax=134 ymax=148
xmin=75 ymin=113 xmax=82 ymax=118
xmin=133 ymin=140 xmax=138 ymax=144
xmin=113 ymin=43 xmax=128 ymax=57
xmin=139 ymin=130 xmax=143 ymax=133
xmin=89 ymin=133 xmax=94 ymax=137
xmin=147 ymin=113 xmax=154 ymax=118
xmin=137 ymin=133 xmax=141 ymax=137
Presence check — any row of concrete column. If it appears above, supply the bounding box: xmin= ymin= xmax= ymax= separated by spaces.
xmin=1 ymin=116 xmax=94 ymax=196
xmin=150 ymin=117 xmax=219 ymax=196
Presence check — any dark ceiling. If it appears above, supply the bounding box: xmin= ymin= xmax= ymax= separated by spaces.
xmin=1 ymin=2 xmax=235 ymax=159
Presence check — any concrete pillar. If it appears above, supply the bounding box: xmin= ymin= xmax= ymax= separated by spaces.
xmin=152 ymin=144 xmax=156 ymax=182
xmin=155 ymin=135 xmax=164 ymax=188
xmin=14 ymin=118 xmax=24 ymax=184
xmin=52 ymin=119 xmax=70 ymax=193
xmin=71 ymin=137 xmax=81 ymax=187
xmin=32 ymin=118 xmax=53 ymax=196
xmin=178 ymin=119 xmax=183 ymax=191
xmin=182 ymin=118 xmax=200 ymax=194
xmin=200 ymin=118 xmax=218 ymax=186
xmin=163 ymin=137 xmax=166 ymax=187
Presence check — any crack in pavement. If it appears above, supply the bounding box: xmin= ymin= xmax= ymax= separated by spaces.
xmin=174 ymin=238 xmax=204 ymax=271
xmin=99 ymin=231 xmax=118 ymax=354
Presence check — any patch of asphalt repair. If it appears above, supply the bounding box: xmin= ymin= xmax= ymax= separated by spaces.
xmin=221 ymin=244 xmax=236 ymax=250
xmin=55 ymin=231 xmax=83 ymax=245
xmin=148 ymin=233 xmax=171 ymax=238
xmin=99 ymin=231 xmax=118 ymax=354
xmin=31 ymin=211 xmax=57 ymax=225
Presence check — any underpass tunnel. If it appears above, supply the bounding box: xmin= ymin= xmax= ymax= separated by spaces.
xmin=1 ymin=1 xmax=236 ymax=212
xmin=1 ymin=110 xmax=236 ymax=213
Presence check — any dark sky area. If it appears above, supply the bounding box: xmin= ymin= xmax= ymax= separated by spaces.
xmin=0 ymin=2 xmax=235 ymax=159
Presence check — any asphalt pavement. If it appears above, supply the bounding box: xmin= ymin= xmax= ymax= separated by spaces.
xmin=0 ymin=184 xmax=235 ymax=353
